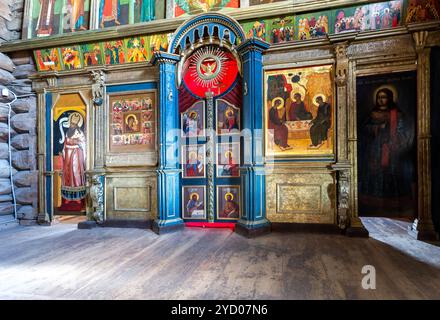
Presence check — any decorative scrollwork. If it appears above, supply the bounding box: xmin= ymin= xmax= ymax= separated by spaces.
xmin=205 ymin=90 xmax=215 ymax=222
xmin=337 ymin=170 xmax=350 ymax=229
xmin=335 ymin=43 xmax=348 ymax=87
xmin=91 ymin=70 xmax=105 ymax=106
xmin=89 ymin=175 xmax=104 ymax=223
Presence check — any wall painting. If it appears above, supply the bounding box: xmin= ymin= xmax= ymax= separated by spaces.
xmin=52 ymin=93 xmax=87 ymax=214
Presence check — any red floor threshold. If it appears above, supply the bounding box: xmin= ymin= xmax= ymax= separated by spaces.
xmin=185 ymin=222 xmax=236 ymax=231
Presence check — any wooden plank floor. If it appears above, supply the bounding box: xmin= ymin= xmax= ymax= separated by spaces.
xmin=0 ymin=218 xmax=439 ymax=299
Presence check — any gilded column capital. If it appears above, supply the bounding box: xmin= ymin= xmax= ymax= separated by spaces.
xmin=413 ymin=30 xmax=429 ymax=54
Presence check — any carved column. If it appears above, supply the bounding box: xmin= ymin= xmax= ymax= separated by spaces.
xmin=151 ymin=52 xmax=184 ymax=234
xmin=409 ymin=31 xmax=438 ymax=240
xmin=235 ymin=38 xmax=271 ymax=238
xmin=36 ymin=90 xmax=50 ymax=225
xmin=87 ymin=71 xmax=106 ymax=225
xmin=205 ymin=90 xmax=215 ymax=222
xmin=37 ymin=77 xmax=58 ymax=225
xmin=332 ymin=42 xmax=368 ymax=237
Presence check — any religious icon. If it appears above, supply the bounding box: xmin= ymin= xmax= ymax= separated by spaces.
xmin=80 ymin=43 xmax=103 ymax=66
xmin=35 ymin=48 xmax=62 ymax=71
xmin=53 ymin=97 xmax=87 ymax=213
xmin=217 ymin=143 xmax=240 ymax=177
xmin=174 ymin=0 xmax=239 ymax=17
xmin=182 ymin=144 xmax=206 ymax=178
xmin=109 ymin=92 xmax=156 ymax=153
xmin=296 ymin=12 xmax=329 ymax=40
xmin=182 ymin=186 xmax=206 ymax=219
xmin=357 ymin=72 xmax=417 ymax=218
xmin=309 ymin=95 xmax=331 ymax=149
xmin=242 ymin=20 xmax=266 ymax=41
xmin=149 ymin=33 xmax=171 ymax=53
xmin=35 ymin=0 xmax=57 ymax=37
xmin=99 ymin=0 xmax=121 ymax=28
xmin=264 ymin=65 xmax=334 ymax=157
xmin=217 ymin=186 xmax=240 ymax=220
xmin=268 ymin=97 xmax=293 ymax=151
xmin=135 ymin=0 xmax=155 ymax=23
xmin=61 ymin=46 xmax=83 ymax=70
xmin=124 ymin=113 xmax=140 ymax=133
xmin=181 ymin=101 xmax=205 ymax=137
xmin=333 ymin=1 xmax=402 ymax=34
xmin=405 ymin=0 xmax=439 ymax=23
xmin=269 ymin=16 xmax=294 ymax=44
xmin=216 ymin=100 xmax=240 ymax=135
xmin=249 ymin=0 xmax=285 ymax=4
xmin=63 ymin=0 xmax=88 ymax=32
xmin=126 ymin=37 xmax=149 ymax=63
xmin=103 ymin=40 xmax=125 ymax=65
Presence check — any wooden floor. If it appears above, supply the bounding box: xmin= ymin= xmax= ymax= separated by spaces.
xmin=0 ymin=218 xmax=439 ymax=299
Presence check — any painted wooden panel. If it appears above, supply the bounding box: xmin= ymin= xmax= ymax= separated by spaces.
xmin=106 ymin=174 xmax=157 ymax=220
xmin=266 ymin=170 xmax=336 ymax=224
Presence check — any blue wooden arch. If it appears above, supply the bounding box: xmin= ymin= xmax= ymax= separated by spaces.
xmin=168 ymin=13 xmax=247 ymax=55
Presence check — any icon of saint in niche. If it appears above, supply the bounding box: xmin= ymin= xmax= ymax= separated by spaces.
xmin=183 ymin=111 xmax=200 ymax=136
xmin=185 ymin=151 xmax=204 ymax=177
xmin=186 ymin=192 xmax=204 ymax=218
xmin=220 ymin=192 xmax=239 ymax=219
xmin=222 ymin=107 xmax=239 ymax=132
xmin=359 ymin=86 xmax=415 ymax=213
xmin=125 ymin=114 xmax=139 ymax=133
xmin=219 ymin=151 xmax=239 ymax=177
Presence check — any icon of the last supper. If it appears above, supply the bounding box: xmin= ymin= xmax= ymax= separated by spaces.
xmin=264 ymin=65 xmax=334 ymax=157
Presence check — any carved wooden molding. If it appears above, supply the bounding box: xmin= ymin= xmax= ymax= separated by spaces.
xmin=335 ymin=42 xmax=348 ymax=87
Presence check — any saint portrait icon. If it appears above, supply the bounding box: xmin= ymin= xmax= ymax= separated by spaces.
xmin=217 ymin=186 xmax=240 ymax=220
xmin=182 ymin=186 xmax=206 ymax=219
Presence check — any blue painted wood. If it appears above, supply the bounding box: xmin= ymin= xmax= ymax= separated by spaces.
xmin=237 ymin=38 xmax=271 ymax=230
xmin=152 ymin=52 xmax=184 ymax=228
xmin=45 ymin=93 xmax=52 ymax=218
xmin=106 ymin=82 xmax=157 ymax=93
xmin=169 ymin=13 xmax=246 ymax=54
